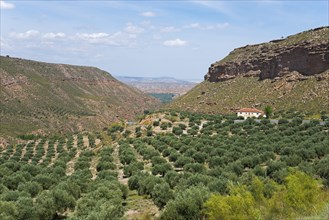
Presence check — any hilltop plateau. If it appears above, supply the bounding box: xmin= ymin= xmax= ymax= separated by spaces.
xmin=0 ymin=56 xmax=159 ymax=136
xmin=170 ymin=27 xmax=329 ymax=114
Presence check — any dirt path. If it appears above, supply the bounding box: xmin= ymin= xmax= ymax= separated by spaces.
xmin=129 ymin=144 xmax=153 ymax=174
xmin=10 ymin=144 xmax=17 ymax=158
xmin=63 ymin=139 xmax=68 ymax=151
xmin=113 ymin=143 xmax=127 ymax=185
xmin=66 ymin=149 xmax=81 ymax=176
xmin=95 ymin=138 xmax=101 ymax=146
xmin=121 ymin=144 xmax=160 ymax=219
xmin=49 ymin=141 xmax=59 ymax=166
xmin=73 ymin=135 xmax=78 ymax=148
xmin=83 ymin=135 xmax=89 ymax=148
xmin=31 ymin=140 xmax=39 ymax=160
xmin=24 ymin=140 xmax=38 ymax=162
xmin=20 ymin=142 xmax=29 ymax=160
xmin=89 ymin=156 xmax=99 ymax=180
xmin=38 ymin=140 xmax=49 ymax=164
xmin=124 ymin=191 xmax=160 ymax=220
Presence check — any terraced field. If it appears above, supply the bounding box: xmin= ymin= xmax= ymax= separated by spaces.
xmin=1 ymin=111 xmax=329 ymax=219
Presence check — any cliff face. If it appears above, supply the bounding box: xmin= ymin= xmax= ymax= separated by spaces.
xmin=205 ymin=27 xmax=329 ymax=82
xmin=170 ymin=27 xmax=329 ymax=115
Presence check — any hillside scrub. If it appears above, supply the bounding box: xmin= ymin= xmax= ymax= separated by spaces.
xmin=203 ymin=172 xmax=327 ymax=220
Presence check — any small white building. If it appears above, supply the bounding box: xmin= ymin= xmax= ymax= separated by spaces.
xmin=237 ymin=108 xmax=265 ymax=119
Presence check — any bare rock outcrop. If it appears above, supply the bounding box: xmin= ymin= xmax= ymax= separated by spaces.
xmin=205 ymin=27 xmax=329 ymax=82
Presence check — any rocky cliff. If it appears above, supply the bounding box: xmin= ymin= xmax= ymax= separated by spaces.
xmin=205 ymin=27 xmax=329 ymax=82
xmin=170 ymin=27 xmax=329 ymax=115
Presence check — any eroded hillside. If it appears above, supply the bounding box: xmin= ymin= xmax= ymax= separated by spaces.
xmin=170 ymin=27 xmax=329 ymax=114
xmin=0 ymin=56 xmax=160 ymax=136
xmin=205 ymin=26 xmax=329 ymax=82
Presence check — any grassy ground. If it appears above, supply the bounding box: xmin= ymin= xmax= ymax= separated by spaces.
xmin=169 ymin=75 xmax=329 ymax=116
xmin=124 ymin=190 xmax=159 ymax=220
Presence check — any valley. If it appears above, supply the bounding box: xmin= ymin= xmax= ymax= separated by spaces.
xmin=117 ymin=76 xmax=198 ymax=103
xmin=1 ymin=25 xmax=329 ymax=220
xmin=116 ymin=76 xmax=197 ymax=95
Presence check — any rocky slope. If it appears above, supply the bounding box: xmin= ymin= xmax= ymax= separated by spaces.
xmin=170 ymin=27 xmax=329 ymax=115
xmin=205 ymin=27 xmax=329 ymax=82
xmin=0 ymin=56 xmax=160 ymax=136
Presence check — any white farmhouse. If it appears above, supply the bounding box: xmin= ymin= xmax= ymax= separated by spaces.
xmin=237 ymin=108 xmax=265 ymax=119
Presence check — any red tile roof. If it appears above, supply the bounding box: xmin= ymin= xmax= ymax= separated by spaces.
xmin=237 ymin=108 xmax=264 ymax=114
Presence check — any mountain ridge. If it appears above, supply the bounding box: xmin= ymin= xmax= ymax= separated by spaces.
xmin=205 ymin=26 xmax=329 ymax=82
xmin=0 ymin=56 xmax=160 ymax=136
xmin=117 ymin=75 xmax=197 ymax=95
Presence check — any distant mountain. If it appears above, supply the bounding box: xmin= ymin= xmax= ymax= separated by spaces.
xmin=170 ymin=27 xmax=329 ymax=114
xmin=0 ymin=56 xmax=160 ymax=136
xmin=116 ymin=76 xmax=197 ymax=95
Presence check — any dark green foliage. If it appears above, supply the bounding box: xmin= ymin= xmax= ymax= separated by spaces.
xmin=135 ymin=131 xmax=142 ymax=137
xmin=17 ymin=181 xmax=42 ymax=198
xmin=160 ymin=123 xmax=169 ymax=130
xmin=164 ymin=171 xmax=182 ymax=188
xmin=174 ymin=156 xmax=194 ymax=168
xmin=315 ymin=156 xmax=329 ymax=186
xmin=151 ymin=182 xmax=174 ymax=208
xmin=123 ymin=161 xmax=144 ymax=177
xmin=151 ymin=156 xmax=167 ymax=165
xmin=173 ymin=126 xmax=183 ymax=135
xmin=160 ymin=185 xmax=210 ymax=220
xmin=97 ymin=161 xmax=116 ymax=172
xmin=35 ymin=191 xmax=56 ymax=220
xmin=0 ymin=200 xmax=19 ymax=220
xmin=138 ymin=175 xmax=165 ymax=196
xmin=0 ymin=134 xmax=126 ymax=220
xmin=183 ymin=163 xmax=205 ymax=173
xmin=153 ymin=120 xmax=160 ymax=126
xmin=3 ymin=173 xmax=26 ymax=190
xmin=152 ymin=163 xmax=173 ymax=176
xmin=264 ymin=106 xmax=273 ymax=118
xmin=109 ymin=124 xmax=124 ymax=133
xmin=128 ymin=174 xmax=143 ymax=190
xmin=75 ymin=183 xmax=124 ymax=219
xmin=33 ymin=174 xmax=57 ymax=190
xmin=16 ymin=197 xmax=38 ymax=220
xmin=148 ymin=93 xmax=175 ymax=103
xmin=1 ymin=111 xmax=329 ymax=220
xmin=119 ymin=144 xmax=137 ymax=165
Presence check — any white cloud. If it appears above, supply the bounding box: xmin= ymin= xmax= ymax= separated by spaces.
xmin=43 ymin=32 xmax=66 ymax=39
xmin=0 ymin=37 xmax=11 ymax=49
xmin=163 ymin=38 xmax=187 ymax=47
xmin=10 ymin=30 xmax=40 ymax=39
xmin=0 ymin=0 xmax=14 ymax=9
xmin=76 ymin=32 xmax=110 ymax=43
xmin=159 ymin=26 xmax=180 ymax=33
xmin=75 ymin=31 xmax=136 ymax=47
xmin=140 ymin=11 xmax=156 ymax=17
xmin=124 ymin=23 xmax=144 ymax=34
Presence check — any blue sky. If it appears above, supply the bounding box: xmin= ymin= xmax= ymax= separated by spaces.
xmin=1 ymin=0 xmax=328 ymax=81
